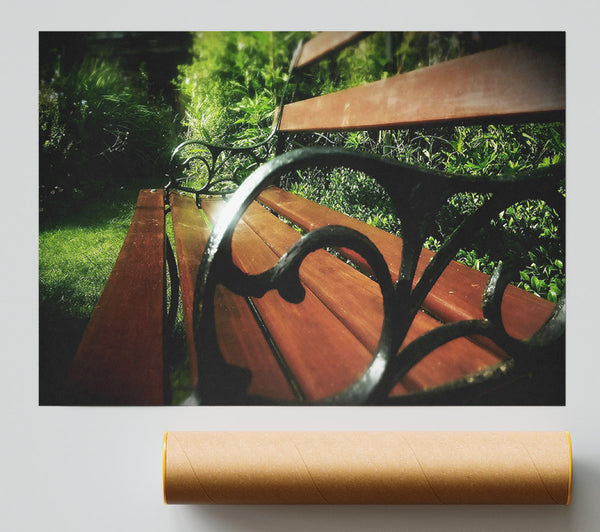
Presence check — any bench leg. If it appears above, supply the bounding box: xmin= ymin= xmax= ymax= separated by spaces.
xmin=164 ymin=232 xmax=180 ymax=337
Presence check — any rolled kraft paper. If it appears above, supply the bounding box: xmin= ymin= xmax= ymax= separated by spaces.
xmin=163 ymin=431 xmax=572 ymax=505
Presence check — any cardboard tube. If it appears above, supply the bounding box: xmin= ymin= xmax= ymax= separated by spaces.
xmin=163 ymin=431 xmax=572 ymax=505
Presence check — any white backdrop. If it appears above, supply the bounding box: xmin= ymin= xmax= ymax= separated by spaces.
xmin=4 ymin=1 xmax=599 ymax=530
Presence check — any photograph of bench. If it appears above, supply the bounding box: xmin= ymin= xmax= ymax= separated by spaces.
xmin=66 ymin=32 xmax=565 ymax=405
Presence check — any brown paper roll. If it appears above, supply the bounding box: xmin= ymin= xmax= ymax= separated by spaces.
xmin=163 ymin=431 xmax=572 ymax=505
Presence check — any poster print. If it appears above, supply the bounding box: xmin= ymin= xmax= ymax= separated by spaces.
xmin=39 ymin=31 xmax=565 ymax=406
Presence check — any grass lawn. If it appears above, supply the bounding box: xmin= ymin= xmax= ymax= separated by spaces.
xmin=39 ymin=188 xmax=137 ymax=404
xmin=39 ymin=186 xmax=192 ymax=405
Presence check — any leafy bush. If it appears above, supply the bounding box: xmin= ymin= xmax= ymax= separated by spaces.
xmin=39 ymin=34 xmax=189 ymax=403
xmin=40 ymin=51 xmax=179 ymax=221
xmin=177 ymin=32 xmax=306 ymax=144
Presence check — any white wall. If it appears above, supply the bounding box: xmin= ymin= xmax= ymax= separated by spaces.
xmin=4 ymin=1 xmax=599 ymax=530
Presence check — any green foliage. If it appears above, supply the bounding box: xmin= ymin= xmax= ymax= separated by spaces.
xmin=172 ymin=32 xmax=312 ymax=192
xmin=39 ymin=190 xmax=137 ymax=404
xmin=176 ymin=32 xmax=305 ymax=144
xmin=287 ymin=168 xmax=402 ymax=236
xmin=39 ymin=54 xmax=179 ymax=221
xmin=39 ymin=189 xmax=191 ymax=404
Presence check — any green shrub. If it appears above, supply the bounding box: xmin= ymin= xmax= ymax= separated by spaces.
xmin=177 ymin=32 xmax=306 ymax=143
xmin=40 ymin=53 xmax=179 ymax=221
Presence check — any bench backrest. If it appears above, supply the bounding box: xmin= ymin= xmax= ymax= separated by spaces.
xmin=279 ymin=32 xmax=565 ymax=132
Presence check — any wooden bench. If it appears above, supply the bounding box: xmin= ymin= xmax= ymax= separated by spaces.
xmin=68 ymin=32 xmax=565 ymax=405
xmin=67 ymin=188 xmax=166 ymax=405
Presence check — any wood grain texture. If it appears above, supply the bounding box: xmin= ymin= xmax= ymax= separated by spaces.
xmin=296 ymin=31 xmax=365 ymax=68
xmin=67 ymin=189 xmax=165 ymax=405
xmin=281 ymin=43 xmax=565 ymax=131
xmin=238 ymin=200 xmax=504 ymax=396
xmin=202 ymin=198 xmax=376 ymax=401
xmin=258 ymin=186 xmax=555 ymax=345
xmin=170 ymin=192 xmax=294 ymax=400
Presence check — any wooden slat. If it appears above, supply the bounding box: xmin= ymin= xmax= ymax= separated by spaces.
xmin=296 ymin=31 xmax=365 ymax=68
xmin=202 ymin=198 xmax=377 ymax=401
xmin=242 ymin=201 xmax=385 ymax=351
xmin=239 ymin=200 xmax=505 ymax=396
xmin=258 ymin=186 xmax=555 ymax=343
xmin=280 ymin=43 xmax=565 ymax=132
xmin=169 ymin=192 xmax=294 ymax=401
xmin=67 ymin=189 xmax=165 ymax=405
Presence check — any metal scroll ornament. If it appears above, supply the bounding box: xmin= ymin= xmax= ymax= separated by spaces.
xmin=165 ymin=135 xmax=275 ymax=200
xmin=164 ymin=41 xmax=302 ymax=203
xmin=186 ymin=146 xmax=565 ymax=405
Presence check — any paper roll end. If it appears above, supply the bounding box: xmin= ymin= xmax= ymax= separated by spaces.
xmin=163 ymin=431 xmax=168 ymax=505
xmin=567 ymin=431 xmax=573 ymax=505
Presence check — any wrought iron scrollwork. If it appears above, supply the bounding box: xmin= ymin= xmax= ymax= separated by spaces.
xmin=187 ymin=146 xmax=565 ymax=405
xmin=164 ymin=134 xmax=277 ymax=201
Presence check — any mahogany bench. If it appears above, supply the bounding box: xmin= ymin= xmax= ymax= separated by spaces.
xmin=67 ymin=32 xmax=565 ymax=405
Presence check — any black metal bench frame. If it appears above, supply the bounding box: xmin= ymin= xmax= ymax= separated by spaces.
xmin=163 ymin=32 xmax=565 ymax=406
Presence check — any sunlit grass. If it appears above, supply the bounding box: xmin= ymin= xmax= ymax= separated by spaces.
xmin=39 ymin=35 xmax=186 ymax=404
xmin=39 ymin=189 xmax=193 ymax=405
xmin=40 ymin=213 xmax=133 ymax=318
xmin=39 ymin=191 xmax=136 ymax=404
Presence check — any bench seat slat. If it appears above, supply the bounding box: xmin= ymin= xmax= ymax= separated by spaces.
xmin=258 ymin=186 xmax=555 ymax=343
xmin=242 ymin=201 xmax=386 ymax=352
xmin=67 ymin=189 xmax=165 ymax=405
xmin=202 ymin=198 xmax=380 ymax=401
xmin=169 ymin=192 xmax=294 ymax=401
xmin=237 ymin=200 xmax=506 ymax=396
xmin=280 ymin=43 xmax=564 ymax=132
